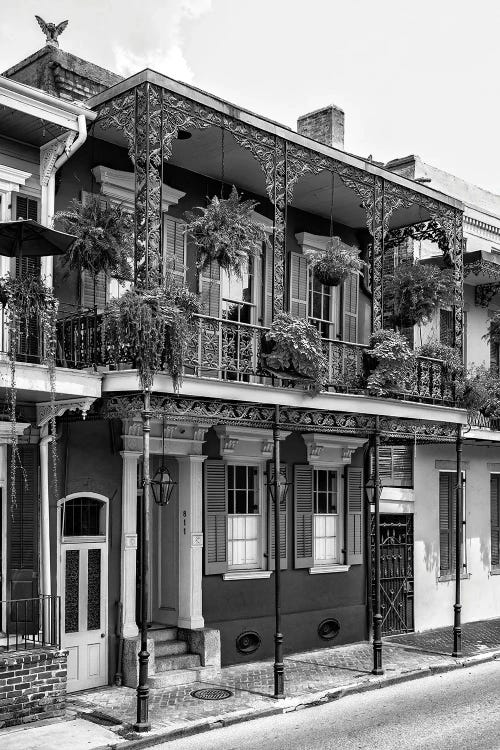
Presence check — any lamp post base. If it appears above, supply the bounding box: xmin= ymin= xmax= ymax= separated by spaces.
xmin=452 ymin=604 xmax=462 ymax=657
xmin=133 ymin=721 xmax=151 ymax=733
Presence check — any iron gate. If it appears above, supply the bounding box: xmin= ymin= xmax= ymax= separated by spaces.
xmin=371 ymin=514 xmax=414 ymax=636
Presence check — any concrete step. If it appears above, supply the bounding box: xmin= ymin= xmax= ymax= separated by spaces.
xmin=155 ymin=653 xmax=201 ymax=673
xmin=149 ymin=669 xmax=199 ymax=689
xmin=155 ymin=640 xmax=189 ymax=657
xmin=148 ymin=627 xmax=178 ymax=643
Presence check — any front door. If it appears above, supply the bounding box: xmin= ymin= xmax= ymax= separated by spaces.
xmin=371 ymin=513 xmax=414 ymax=636
xmin=59 ymin=495 xmax=108 ymax=692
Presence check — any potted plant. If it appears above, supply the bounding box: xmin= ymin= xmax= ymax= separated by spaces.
xmin=416 ymin=340 xmax=463 ymax=379
xmin=365 ymin=329 xmax=415 ymax=396
xmin=0 ymin=273 xmax=59 ymax=508
xmin=56 ymin=196 xmax=133 ymax=303
xmin=184 ymin=186 xmax=269 ymax=277
xmin=384 ymin=263 xmax=454 ymax=328
xmin=457 ymin=365 xmax=500 ymax=421
xmin=305 ymin=236 xmax=365 ymax=287
xmin=103 ymin=275 xmax=199 ymax=391
xmin=260 ymin=312 xmax=327 ymax=389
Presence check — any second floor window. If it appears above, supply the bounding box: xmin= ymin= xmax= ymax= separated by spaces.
xmin=221 ymin=260 xmax=254 ymax=324
xmin=309 ymin=272 xmax=336 ymax=339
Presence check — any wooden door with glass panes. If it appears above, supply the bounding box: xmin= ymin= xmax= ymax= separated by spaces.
xmin=60 ymin=496 xmax=108 ymax=692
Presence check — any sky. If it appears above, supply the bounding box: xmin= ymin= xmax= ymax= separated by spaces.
xmin=1 ymin=0 xmax=499 ymax=194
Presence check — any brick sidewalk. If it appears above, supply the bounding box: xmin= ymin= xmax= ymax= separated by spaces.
xmin=2 ymin=619 xmax=500 ymax=749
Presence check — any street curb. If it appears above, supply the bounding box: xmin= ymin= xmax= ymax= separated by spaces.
xmin=90 ymin=648 xmax=500 ymax=750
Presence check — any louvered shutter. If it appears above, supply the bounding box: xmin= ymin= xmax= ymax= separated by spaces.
xmin=15 ymin=234 xmax=41 ymax=360
xmin=267 ymin=461 xmax=288 ymax=570
xmin=439 ymin=472 xmax=453 ymax=575
xmin=15 ymin=194 xmax=39 ymax=222
xmin=293 ymin=464 xmax=314 ymax=569
xmin=392 ymin=446 xmax=413 ymax=488
xmin=263 ymin=241 xmax=274 ymax=325
xmin=204 ymin=460 xmax=227 ymax=574
xmin=289 ymin=252 xmax=308 ymax=319
xmin=200 ymin=260 xmax=221 ymax=317
xmin=346 ymin=466 xmax=363 ymax=565
xmin=8 ymin=444 xmax=39 ymax=633
xmin=81 ymin=270 xmax=108 ymax=309
xmin=440 ymin=309 xmax=453 ymax=347
xmin=491 ymin=341 xmax=500 ymax=374
xmin=491 ymin=475 xmax=500 ymax=568
xmin=163 ymin=216 xmax=186 ymax=282
xmin=342 ymin=271 xmax=358 ymax=343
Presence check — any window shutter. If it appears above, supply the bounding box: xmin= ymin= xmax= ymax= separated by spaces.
xmin=267 ymin=461 xmax=288 ymax=570
xmin=15 ymin=254 xmax=41 ymax=359
xmin=392 ymin=446 xmax=413 ymax=488
xmin=439 ymin=472 xmax=452 ymax=575
xmin=81 ymin=270 xmax=108 ymax=309
xmin=200 ymin=260 xmax=221 ymax=317
xmin=289 ymin=252 xmax=308 ymax=319
xmin=342 ymin=271 xmax=358 ymax=343
xmin=204 ymin=460 xmax=227 ymax=574
xmin=346 ymin=465 xmax=363 ymax=565
xmin=163 ymin=216 xmax=186 ymax=282
xmin=293 ymin=464 xmax=314 ymax=569
xmin=8 ymin=444 xmax=39 ymax=631
xmin=263 ymin=241 xmax=274 ymax=325
xmin=440 ymin=309 xmax=453 ymax=347
xmin=491 ymin=475 xmax=500 ymax=568
xmin=15 ymin=194 xmax=39 ymax=222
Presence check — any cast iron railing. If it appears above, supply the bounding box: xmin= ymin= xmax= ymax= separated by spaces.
xmin=2 ymin=306 xmax=455 ymax=405
xmin=0 ymin=596 xmax=61 ymax=652
xmin=467 ymin=411 xmax=500 ymax=431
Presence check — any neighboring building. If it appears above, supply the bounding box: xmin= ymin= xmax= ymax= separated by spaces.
xmin=2 ymin=25 xmax=495 ymax=706
xmin=385 ymin=154 xmax=500 ymax=632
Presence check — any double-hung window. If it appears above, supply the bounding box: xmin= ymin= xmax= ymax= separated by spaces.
xmin=227 ymin=464 xmax=261 ymax=570
xmin=313 ymin=469 xmax=340 ymax=565
xmin=308 ymin=274 xmax=336 ymax=340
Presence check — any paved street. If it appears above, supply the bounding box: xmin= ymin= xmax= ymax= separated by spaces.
xmin=161 ymin=660 xmax=500 ymax=750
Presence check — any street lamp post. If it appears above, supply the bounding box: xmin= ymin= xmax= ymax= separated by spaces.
xmin=366 ymin=416 xmax=384 ymax=676
xmin=134 ymin=388 xmax=152 ymax=732
xmin=267 ymin=404 xmax=290 ymax=699
xmin=452 ymin=424 xmax=463 ymax=657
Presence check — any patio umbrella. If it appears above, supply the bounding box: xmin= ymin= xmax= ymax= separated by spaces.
xmin=0 ymin=219 xmax=76 ymax=258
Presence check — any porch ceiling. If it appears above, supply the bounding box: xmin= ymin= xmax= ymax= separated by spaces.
xmin=0 ymin=106 xmax=66 ymax=147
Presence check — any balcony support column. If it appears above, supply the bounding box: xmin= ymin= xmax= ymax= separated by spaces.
xmin=134 ymin=83 xmax=164 ymax=290
xmin=452 ymin=424 xmax=463 ymax=657
xmin=371 ymin=176 xmax=384 ymax=333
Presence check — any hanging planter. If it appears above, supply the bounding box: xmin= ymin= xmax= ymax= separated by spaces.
xmin=260 ymin=313 xmax=327 ymax=389
xmin=103 ymin=276 xmax=199 ymax=391
xmin=56 ymin=196 xmax=133 ymax=281
xmin=364 ymin=329 xmax=415 ymax=396
xmin=0 ymin=273 xmax=59 ymax=509
xmin=384 ymin=263 xmax=454 ymax=328
xmin=305 ymin=237 xmax=365 ymax=287
xmin=184 ymin=186 xmax=269 ymax=277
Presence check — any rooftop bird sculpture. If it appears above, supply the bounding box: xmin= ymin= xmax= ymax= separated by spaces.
xmin=35 ymin=16 xmax=69 ymax=47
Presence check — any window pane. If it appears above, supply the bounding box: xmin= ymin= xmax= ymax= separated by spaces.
xmin=63 ymin=498 xmax=103 ymax=536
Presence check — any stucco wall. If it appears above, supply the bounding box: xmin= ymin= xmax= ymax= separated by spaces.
xmin=413 ymin=443 xmax=500 ymax=632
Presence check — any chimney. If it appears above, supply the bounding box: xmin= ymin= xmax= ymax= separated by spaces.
xmin=297 ymin=104 xmax=345 ymax=149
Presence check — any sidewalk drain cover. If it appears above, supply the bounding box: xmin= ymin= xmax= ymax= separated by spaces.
xmin=191 ymin=688 xmax=233 ymax=701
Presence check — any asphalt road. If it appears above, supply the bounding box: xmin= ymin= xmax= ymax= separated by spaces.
xmin=160 ymin=660 xmax=500 ymax=750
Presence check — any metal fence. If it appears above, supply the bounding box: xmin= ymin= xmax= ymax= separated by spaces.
xmin=0 ymin=596 xmax=61 ymax=652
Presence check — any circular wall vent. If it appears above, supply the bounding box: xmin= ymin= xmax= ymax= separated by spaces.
xmin=318 ymin=617 xmax=340 ymax=641
xmin=236 ymin=630 xmax=261 ymax=654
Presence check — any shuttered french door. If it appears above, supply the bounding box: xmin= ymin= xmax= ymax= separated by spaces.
xmin=371 ymin=513 xmax=414 ymax=635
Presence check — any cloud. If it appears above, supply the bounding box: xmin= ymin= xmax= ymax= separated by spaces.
xmin=114 ymin=0 xmax=211 ymax=83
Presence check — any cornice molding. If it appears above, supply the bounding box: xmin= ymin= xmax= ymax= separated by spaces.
xmin=92 ymin=165 xmax=185 ymax=210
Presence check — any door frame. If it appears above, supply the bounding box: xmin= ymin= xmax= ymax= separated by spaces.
xmin=57 ymin=492 xmax=109 ymax=690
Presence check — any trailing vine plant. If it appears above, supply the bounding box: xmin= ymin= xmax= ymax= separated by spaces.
xmin=384 ymin=263 xmax=454 ymax=328
xmin=365 ymin=329 xmax=415 ymax=396
xmin=184 ymin=186 xmax=269 ymax=277
xmin=261 ymin=312 xmax=327 ymax=390
xmin=385 ymin=220 xmax=451 ymax=265
xmin=484 ymin=311 xmax=500 ymax=347
xmin=0 ymin=274 xmax=59 ymax=511
xmin=103 ymin=275 xmax=199 ymax=391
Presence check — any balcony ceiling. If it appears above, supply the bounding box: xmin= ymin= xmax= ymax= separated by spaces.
xmin=0 ymin=105 xmax=67 ymax=147
xmin=93 ymin=122 xmax=438 ymax=232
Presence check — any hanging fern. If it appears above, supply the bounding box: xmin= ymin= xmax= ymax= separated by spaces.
xmin=261 ymin=313 xmax=327 ymax=389
xmin=385 ymin=263 xmax=454 ymax=328
xmin=305 ymin=237 xmax=365 ymax=287
xmin=55 ymin=196 xmax=133 ymax=280
xmin=103 ymin=276 xmax=199 ymax=391
xmin=184 ymin=186 xmax=269 ymax=277
xmin=0 ymin=273 xmax=59 ymax=510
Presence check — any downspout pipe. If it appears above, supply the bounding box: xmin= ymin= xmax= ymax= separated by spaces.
xmin=41 ymin=113 xmax=88 ymax=286
xmin=39 ymin=428 xmax=52 ymax=613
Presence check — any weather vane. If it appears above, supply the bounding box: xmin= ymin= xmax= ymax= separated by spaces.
xmin=35 ymin=16 xmax=69 ymax=48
